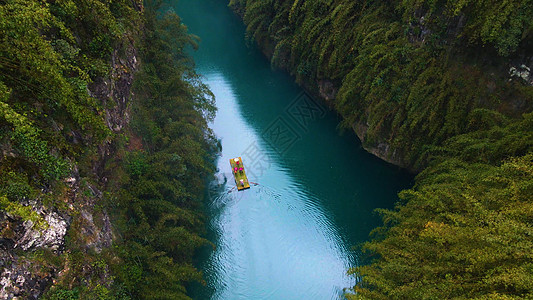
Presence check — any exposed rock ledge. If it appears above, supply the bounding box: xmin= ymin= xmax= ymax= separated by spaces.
xmin=0 ymin=202 xmax=68 ymax=300
xmin=0 ymin=257 xmax=53 ymax=300
xmin=353 ymin=123 xmax=409 ymax=170
xmin=14 ymin=204 xmax=68 ymax=252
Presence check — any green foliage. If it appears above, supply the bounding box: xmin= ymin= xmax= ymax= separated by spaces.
xmin=1 ymin=0 xmax=149 ymax=298
xmin=103 ymin=2 xmax=217 ymax=298
xmin=0 ymin=195 xmax=47 ymax=229
xmin=0 ymin=0 xmax=140 ymax=223
xmin=235 ymin=0 xmax=533 ymax=169
xmin=43 ymin=287 xmax=79 ymax=300
xmin=427 ymin=112 xmax=533 ymax=165
xmin=0 ymin=168 xmax=35 ymax=201
xmin=0 ymin=98 xmax=70 ymax=181
xmin=400 ymin=0 xmax=533 ymax=56
xmin=0 ymin=0 xmax=110 ymax=140
xmin=348 ymin=154 xmax=533 ymax=299
xmin=44 ymin=282 xmax=128 ymax=300
xmin=125 ymin=151 xmax=147 ymax=178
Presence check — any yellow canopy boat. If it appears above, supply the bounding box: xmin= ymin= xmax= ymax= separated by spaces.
xmin=230 ymin=157 xmax=250 ymax=190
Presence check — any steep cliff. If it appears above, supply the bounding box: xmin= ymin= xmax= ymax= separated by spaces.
xmin=1 ymin=0 xmax=216 ymax=298
xmin=0 ymin=0 xmax=141 ymax=297
xmin=230 ymin=0 xmax=533 ymax=171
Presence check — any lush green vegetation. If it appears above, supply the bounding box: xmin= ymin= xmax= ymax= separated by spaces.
xmin=100 ymin=2 xmax=217 ymax=297
xmin=348 ymin=154 xmax=533 ymax=299
xmin=231 ymin=0 xmax=533 ymax=169
xmin=347 ymin=119 xmax=533 ymax=298
xmin=2 ymin=0 xmax=141 ymax=296
xmin=1 ymin=0 xmax=216 ymax=298
xmin=45 ymin=1 xmax=217 ymax=299
xmin=231 ymin=0 xmax=533 ymax=298
xmin=0 ymin=0 xmax=134 ymax=222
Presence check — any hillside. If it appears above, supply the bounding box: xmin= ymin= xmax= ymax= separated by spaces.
xmin=230 ymin=0 xmax=532 ymax=170
xmin=0 ymin=0 xmax=216 ymax=298
xmin=230 ymin=0 xmax=533 ymax=298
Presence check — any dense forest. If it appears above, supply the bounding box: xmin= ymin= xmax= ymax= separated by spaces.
xmin=0 ymin=0 xmax=216 ymax=298
xmin=230 ymin=0 xmax=533 ymax=298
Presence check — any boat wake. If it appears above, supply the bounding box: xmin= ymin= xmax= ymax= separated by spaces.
xmin=208 ymin=173 xmax=282 ymax=211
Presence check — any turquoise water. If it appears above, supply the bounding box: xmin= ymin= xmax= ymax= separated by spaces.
xmin=173 ymin=1 xmax=412 ymax=299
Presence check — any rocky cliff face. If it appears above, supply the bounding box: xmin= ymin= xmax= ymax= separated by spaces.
xmin=0 ymin=35 xmax=139 ymax=300
xmin=0 ymin=205 xmax=68 ymax=299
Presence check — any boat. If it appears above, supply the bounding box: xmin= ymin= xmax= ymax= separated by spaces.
xmin=229 ymin=157 xmax=250 ymax=190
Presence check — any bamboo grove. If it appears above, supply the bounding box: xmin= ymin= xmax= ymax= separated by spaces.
xmin=230 ymin=0 xmax=533 ymax=298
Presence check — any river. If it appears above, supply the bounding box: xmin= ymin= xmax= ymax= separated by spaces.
xmin=172 ymin=1 xmax=412 ymax=299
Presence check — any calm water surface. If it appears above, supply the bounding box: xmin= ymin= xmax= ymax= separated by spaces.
xmin=173 ymin=1 xmax=412 ymax=299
